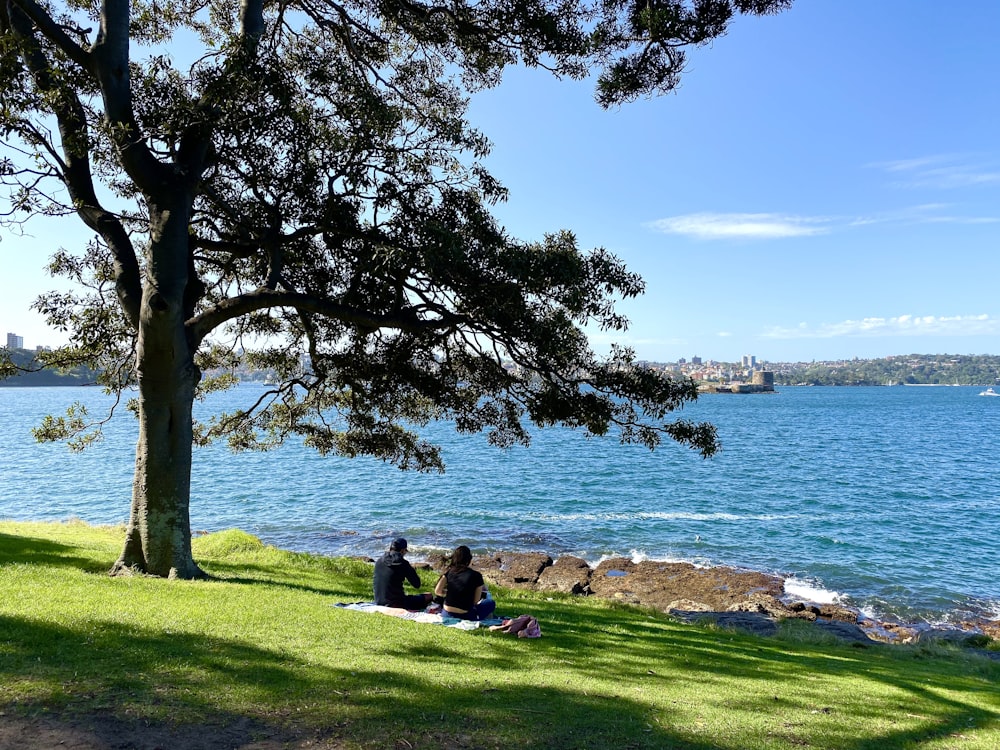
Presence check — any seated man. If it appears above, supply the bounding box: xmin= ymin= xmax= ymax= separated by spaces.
xmin=372 ymin=538 xmax=432 ymax=610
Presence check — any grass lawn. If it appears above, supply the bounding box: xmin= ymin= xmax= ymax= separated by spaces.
xmin=1 ymin=520 xmax=998 ymax=749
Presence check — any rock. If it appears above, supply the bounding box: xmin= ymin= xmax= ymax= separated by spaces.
xmin=786 ymin=601 xmax=822 ymax=616
xmin=727 ymin=593 xmax=798 ymax=619
xmin=589 ymin=559 xmax=784 ymax=613
xmin=428 ymin=553 xmax=451 ymax=572
xmin=859 ymin=620 xmax=922 ymax=644
xmin=667 ymin=599 xmax=714 ymax=612
xmin=470 ymin=554 xmax=503 ymax=581
xmin=409 ymin=548 xmax=994 ymax=650
xmin=536 ymin=556 xmax=592 ymax=594
xmin=474 ymin=552 xmax=552 ymax=588
xmin=613 ymin=591 xmax=640 ymax=603
xmin=816 ymin=604 xmax=860 ymax=623
xmin=978 ymin=620 xmax=1000 ymax=641
xmin=779 ymin=601 xmax=819 ymax=621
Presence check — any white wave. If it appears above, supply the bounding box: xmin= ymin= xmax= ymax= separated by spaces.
xmin=981 ymin=600 xmax=1000 ymax=622
xmin=590 ymin=550 xmax=716 ymax=568
xmin=482 ymin=510 xmax=799 ymax=523
xmin=783 ymin=576 xmax=848 ymax=605
xmin=857 ymin=604 xmax=880 ymax=621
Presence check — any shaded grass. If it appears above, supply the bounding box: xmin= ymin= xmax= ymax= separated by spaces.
xmin=1 ymin=520 xmax=998 ymax=749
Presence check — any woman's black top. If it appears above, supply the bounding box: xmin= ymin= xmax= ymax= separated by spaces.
xmin=443 ymin=567 xmax=484 ymax=611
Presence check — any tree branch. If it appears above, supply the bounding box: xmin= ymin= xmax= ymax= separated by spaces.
xmin=190 ymin=237 xmax=260 ymax=257
xmin=240 ymin=0 xmax=264 ymax=46
xmin=90 ymin=0 xmax=171 ymax=192
xmin=7 ymin=0 xmax=94 ymax=73
xmin=6 ymin=0 xmax=142 ymax=329
xmin=187 ymin=289 xmax=458 ymax=345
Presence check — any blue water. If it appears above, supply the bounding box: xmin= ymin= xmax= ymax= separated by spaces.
xmin=2 ymin=385 xmax=999 ymax=624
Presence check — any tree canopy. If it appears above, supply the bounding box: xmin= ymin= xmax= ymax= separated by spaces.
xmin=1 ymin=0 xmax=793 ymax=577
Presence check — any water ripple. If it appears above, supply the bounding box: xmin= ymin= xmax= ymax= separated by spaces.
xmin=2 ymin=384 xmax=999 ymax=622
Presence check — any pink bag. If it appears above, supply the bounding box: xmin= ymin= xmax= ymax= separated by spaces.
xmin=495 ymin=614 xmax=541 ymax=638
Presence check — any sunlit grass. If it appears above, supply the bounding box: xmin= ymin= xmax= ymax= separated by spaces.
xmin=1 ymin=520 xmax=998 ymax=749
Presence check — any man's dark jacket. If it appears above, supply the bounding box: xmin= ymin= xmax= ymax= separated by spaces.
xmin=373 ymin=550 xmax=421 ymax=607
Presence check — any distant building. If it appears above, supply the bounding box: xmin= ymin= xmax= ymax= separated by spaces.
xmin=5 ymin=332 xmax=24 ymax=350
xmin=698 ymin=370 xmax=775 ymax=394
xmin=691 ymin=356 xmax=702 ymax=365
xmin=741 ymin=354 xmax=757 ymax=369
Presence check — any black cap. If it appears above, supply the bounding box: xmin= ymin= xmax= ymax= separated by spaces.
xmin=390 ymin=537 xmax=408 ymax=552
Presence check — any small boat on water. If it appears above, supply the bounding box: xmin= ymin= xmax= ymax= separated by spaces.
xmin=979 ymin=387 xmax=999 ymax=397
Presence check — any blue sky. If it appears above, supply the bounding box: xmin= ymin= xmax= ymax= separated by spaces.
xmin=3 ymin=0 xmax=998 ymax=363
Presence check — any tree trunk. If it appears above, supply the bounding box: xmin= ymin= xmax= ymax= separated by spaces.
xmin=110 ymin=198 xmax=204 ymax=579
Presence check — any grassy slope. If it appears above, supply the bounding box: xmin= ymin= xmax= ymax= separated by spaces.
xmin=0 ymin=520 xmax=997 ymax=750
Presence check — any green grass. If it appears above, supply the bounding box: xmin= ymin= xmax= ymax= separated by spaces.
xmin=1 ymin=520 xmax=998 ymax=749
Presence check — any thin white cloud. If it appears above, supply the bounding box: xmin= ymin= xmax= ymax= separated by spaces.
xmin=650 ymin=156 xmax=1000 ymax=243
xmin=917 ymin=214 xmax=1000 ymax=225
xmin=649 ymin=205 xmax=998 ymax=240
xmin=646 ymin=213 xmax=831 ymax=240
xmin=762 ymin=314 xmax=1000 ymax=340
xmin=872 ymin=154 xmax=1000 ymax=190
xmin=849 ymin=204 xmax=1000 ymax=227
xmin=878 ymin=155 xmax=955 ymax=173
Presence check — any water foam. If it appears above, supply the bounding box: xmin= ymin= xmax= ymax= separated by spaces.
xmin=586 ymin=550 xmax=718 ymax=569
xmin=783 ymin=576 xmax=847 ymax=606
xmin=484 ymin=510 xmax=798 ymax=523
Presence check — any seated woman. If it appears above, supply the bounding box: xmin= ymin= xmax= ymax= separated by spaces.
xmin=434 ymin=545 xmax=496 ymax=621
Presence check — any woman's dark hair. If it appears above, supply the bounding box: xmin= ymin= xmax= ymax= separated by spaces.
xmin=447 ymin=545 xmax=473 ymax=573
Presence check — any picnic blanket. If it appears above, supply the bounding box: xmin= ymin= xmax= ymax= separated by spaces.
xmin=334 ymin=602 xmax=506 ymax=630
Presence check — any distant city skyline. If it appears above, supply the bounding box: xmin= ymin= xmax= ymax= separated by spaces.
xmin=3 ymin=326 xmax=993 ymax=369
xmin=2 ymin=0 xmax=998 ymax=362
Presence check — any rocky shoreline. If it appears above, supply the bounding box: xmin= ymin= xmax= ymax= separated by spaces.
xmin=415 ymin=551 xmax=1000 ymax=648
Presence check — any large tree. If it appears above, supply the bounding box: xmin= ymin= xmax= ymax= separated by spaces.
xmin=0 ymin=0 xmax=792 ymax=578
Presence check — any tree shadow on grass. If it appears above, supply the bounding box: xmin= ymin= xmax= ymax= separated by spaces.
xmin=2 ymin=592 xmax=998 ymax=750
xmin=0 ymin=532 xmax=107 ymax=574
xmin=483 ymin=596 xmax=1000 ymax=749
xmin=305 ymin=595 xmax=1000 ymax=749
xmin=0 ymin=710 xmax=287 ymax=750
xmin=0 ymin=613 xmax=726 ymax=750
xmin=193 ymin=556 xmax=379 ymax=601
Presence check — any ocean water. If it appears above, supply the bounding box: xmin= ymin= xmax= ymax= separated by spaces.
xmin=2 ymin=384 xmax=999 ymax=625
